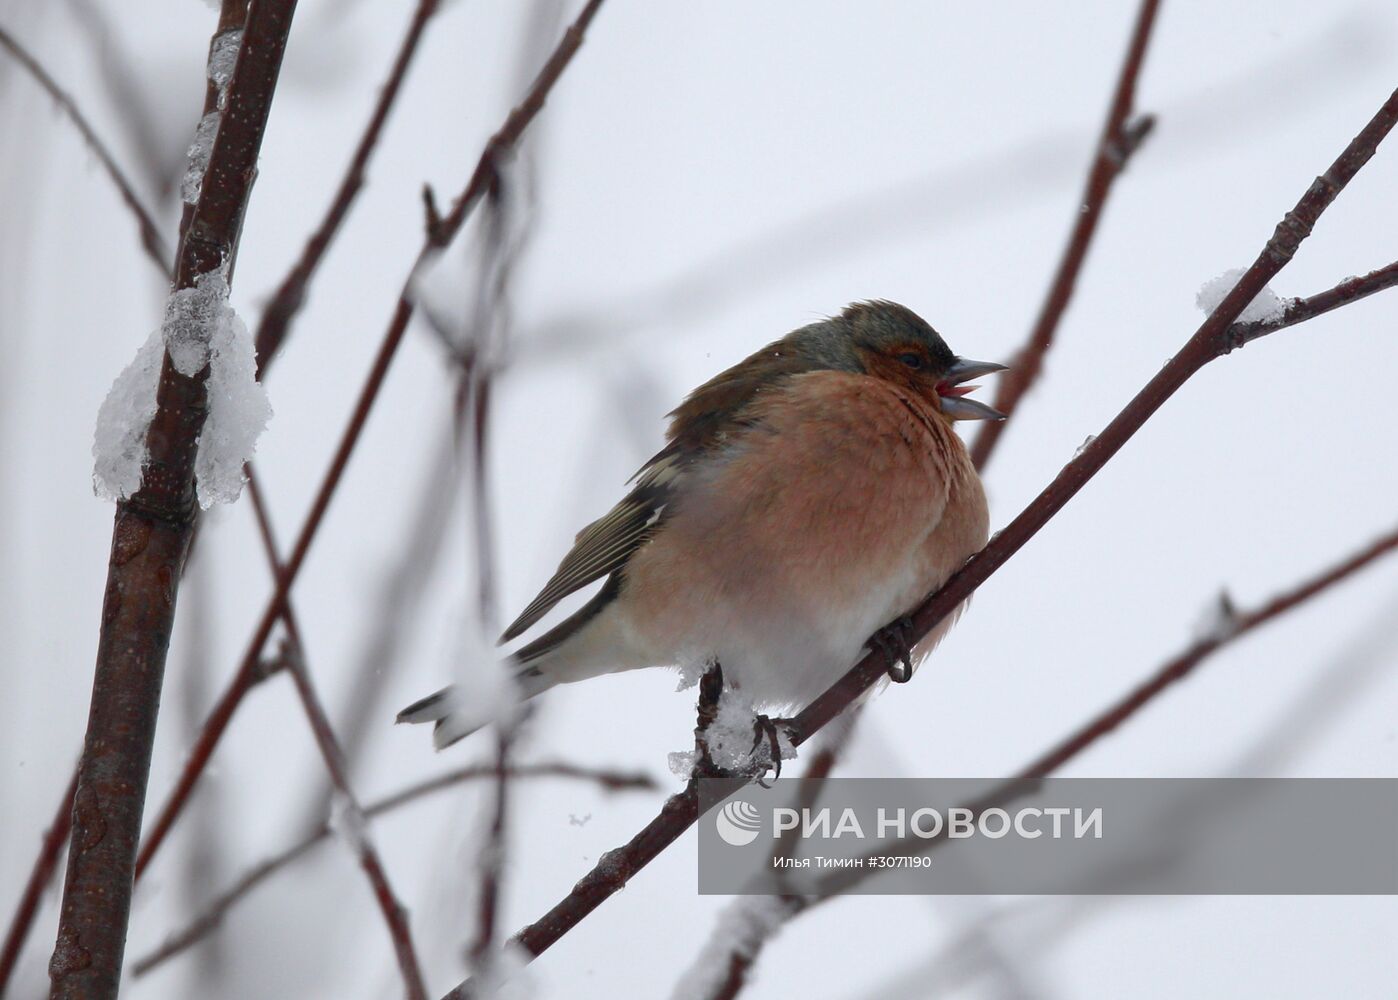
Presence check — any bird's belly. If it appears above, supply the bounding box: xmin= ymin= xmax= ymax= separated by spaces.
xmin=618 ymin=419 xmax=974 ymax=709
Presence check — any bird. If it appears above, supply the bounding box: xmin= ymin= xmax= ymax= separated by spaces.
xmin=398 ymin=300 xmax=1005 ymax=749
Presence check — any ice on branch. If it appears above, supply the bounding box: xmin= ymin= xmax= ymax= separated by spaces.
xmin=181 ymin=111 xmax=219 ymax=204
xmin=92 ymin=272 xmax=272 ymax=508
xmin=1197 ymin=268 xmax=1292 ymax=324
xmin=179 ymin=29 xmax=241 ymax=205
xmin=667 ymin=750 xmax=698 ymax=779
xmin=669 ymin=898 xmax=797 ymax=1000
xmin=208 ymin=29 xmax=242 ymax=96
xmin=92 ymin=331 xmax=163 ymax=502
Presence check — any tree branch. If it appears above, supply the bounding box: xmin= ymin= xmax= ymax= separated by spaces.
xmin=968 ymin=0 xmax=1159 ymax=471
xmin=443 ymin=86 xmax=1398 ymax=992
xmin=0 ymin=24 xmax=171 ymax=275
xmin=46 ymin=2 xmax=298 ymax=996
xmin=284 ymin=639 xmax=429 ymax=1000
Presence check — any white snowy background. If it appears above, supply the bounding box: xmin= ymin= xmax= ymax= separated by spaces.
xmin=3 ymin=1 xmax=1398 ymax=997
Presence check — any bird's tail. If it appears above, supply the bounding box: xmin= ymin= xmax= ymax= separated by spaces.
xmin=395 ymin=664 xmax=555 ymax=749
xmin=397 ymin=576 xmax=641 ymax=749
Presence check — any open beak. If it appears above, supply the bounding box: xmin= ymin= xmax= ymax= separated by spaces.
xmin=936 ymin=357 xmax=1008 ymax=421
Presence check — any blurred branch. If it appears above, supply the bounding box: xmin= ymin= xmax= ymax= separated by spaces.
xmin=254 ymin=0 xmax=442 ymax=373
xmin=133 ymin=762 xmax=656 ymax=976
xmin=0 ymin=771 xmax=76 ymax=995
xmin=695 ymin=519 xmax=1398 ymax=995
xmin=440 ymin=87 xmax=1398 ymax=994
xmin=969 ymin=0 xmax=1160 ymax=471
xmin=462 ymin=172 xmax=513 ymax=984
xmin=0 ymin=23 xmax=171 ymax=275
xmin=243 ymin=474 xmax=428 ymax=999
xmin=283 ymin=638 xmax=429 ymax=1000
xmin=294 ymin=412 xmax=466 ymax=831
xmin=1010 ymin=523 xmax=1398 ymax=780
xmin=460 ymin=0 xmax=562 ymax=954
xmin=47 ymin=2 xmax=298 ymax=996
xmin=64 ymin=0 xmax=179 ymax=199
xmin=132 ymin=0 xmax=609 ymax=892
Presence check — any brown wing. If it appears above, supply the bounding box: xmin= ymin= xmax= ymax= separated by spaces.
xmin=498 ymin=457 xmax=678 ymax=642
xmin=500 ymin=337 xmax=810 ymax=644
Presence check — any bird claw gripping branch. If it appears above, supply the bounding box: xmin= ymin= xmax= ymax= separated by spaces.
xmin=749 ymin=714 xmax=791 ymax=786
xmin=870 ymin=615 xmax=917 ymax=683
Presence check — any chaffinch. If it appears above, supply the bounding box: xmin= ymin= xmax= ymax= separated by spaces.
xmin=400 ymin=300 xmax=1004 ymax=747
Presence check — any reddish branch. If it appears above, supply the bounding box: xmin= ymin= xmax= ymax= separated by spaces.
xmin=46 ymin=3 xmax=299 ymax=997
xmin=0 ymin=24 xmax=171 ymax=274
xmin=254 ymin=0 xmax=442 ymax=372
xmin=439 ymin=88 xmax=1398 ymax=996
xmin=284 ymin=641 xmax=428 ymax=1000
xmin=969 ymin=0 xmax=1160 ymax=471
xmin=244 ymin=475 xmax=427 ymax=999
xmin=0 ymin=772 xmax=77 ymax=993
xmin=133 ymin=0 xmax=608 ymax=889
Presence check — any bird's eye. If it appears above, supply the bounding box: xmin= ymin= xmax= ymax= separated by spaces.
xmin=897 ymin=353 xmax=923 ymax=370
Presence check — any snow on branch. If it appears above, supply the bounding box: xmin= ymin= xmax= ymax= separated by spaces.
xmin=92 ymin=271 xmax=271 ymax=508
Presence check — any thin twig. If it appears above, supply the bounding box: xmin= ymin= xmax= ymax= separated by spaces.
xmin=459 ymin=0 xmax=560 ymax=946
xmin=462 ymin=187 xmax=512 ymax=975
xmin=131 ymin=0 xmax=609 ymax=889
xmin=254 ymin=0 xmax=443 ymax=372
xmin=46 ymin=4 xmax=297 ymax=996
xmin=969 ymin=0 xmax=1160 ymax=471
xmin=63 ymin=0 xmax=179 ymax=199
xmin=0 ymin=24 xmax=171 ymax=275
xmin=133 ymin=762 xmax=655 ymax=976
xmin=1015 ymin=523 xmax=1398 ymax=780
xmin=441 ymin=89 xmax=1398 ymax=994
xmin=243 ymin=471 xmax=428 ymax=999
xmin=293 ymin=409 xmax=467 ymax=833
xmin=0 ymin=770 xmax=77 ymax=995
xmin=283 ymin=639 xmax=429 ymax=1000
xmin=1229 ymin=258 xmax=1398 ymax=348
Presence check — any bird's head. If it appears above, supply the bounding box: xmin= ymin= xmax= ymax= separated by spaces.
xmin=795 ymin=300 xmax=1008 ymax=422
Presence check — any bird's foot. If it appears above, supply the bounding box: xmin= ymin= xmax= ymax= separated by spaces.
xmin=750 ymin=714 xmax=793 ymax=786
xmin=871 ymin=615 xmax=917 ymax=683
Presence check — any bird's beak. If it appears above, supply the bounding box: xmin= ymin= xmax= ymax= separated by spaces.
xmin=936 ymin=357 xmax=1008 ymax=421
